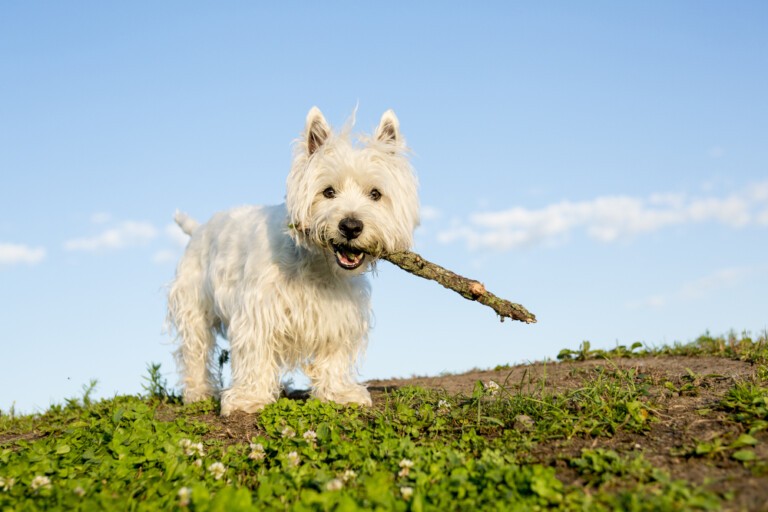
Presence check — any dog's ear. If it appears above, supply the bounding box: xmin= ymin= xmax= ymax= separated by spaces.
xmin=305 ymin=107 xmax=330 ymax=156
xmin=375 ymin=110 xmax=401 ymax=145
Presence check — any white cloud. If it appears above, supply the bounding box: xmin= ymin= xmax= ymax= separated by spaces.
xmin=677 ymin=267 xmax=751 ymax=301
xmin=90 ymin=212 xmax=112 ymax=224
xmin=148 ymin=223 xmax=192 ymax=264
xmin=438 ymin=181 xmax=768 ymax=251
xmin=165 ymin=223 xmax=189 ymax=248
xmin=65 ymin=221 xmax=158 ymax=251
xmin=0 ymin=243 xmax=46 ymax=266
xmin=628 ymin=266 xmax=756 ymax=310
xmin=626 ymin=294 xmax=667 ymax=310
xmin=145 ymin=223 xmax=191 ymax=265
xmin=153 ymin=249 xmax=178 ymax=264
xmin=420 ymin=205 xmax=442 ymax=222
xmin=751 ymin=182 xmax=768 ymax=202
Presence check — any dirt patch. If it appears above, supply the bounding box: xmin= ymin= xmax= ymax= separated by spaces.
xmin=370 ymin=357 xmax=766 ymax=510
xmin=0 ymin=431 xmax=46 ymax=447
xmin=367 ymin=356 xmax=753 ymax=396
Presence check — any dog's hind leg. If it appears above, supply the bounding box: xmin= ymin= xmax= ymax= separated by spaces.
xmin=168 ymin=273 xmax=218 ymax=403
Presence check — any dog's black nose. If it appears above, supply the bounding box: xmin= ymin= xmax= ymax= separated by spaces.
xmin=339 ymin=217 xmax=364 ymax=240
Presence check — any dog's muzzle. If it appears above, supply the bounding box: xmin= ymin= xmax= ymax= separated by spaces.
xmin=331 ymin=217 xmax=366 ymax=270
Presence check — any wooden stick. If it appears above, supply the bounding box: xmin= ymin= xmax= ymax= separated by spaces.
xmin=381 ymin=250 xmax=537 ymax=324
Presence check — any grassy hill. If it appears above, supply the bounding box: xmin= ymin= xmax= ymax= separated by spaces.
xmin=1 ymin=332 xmax=766 ymax=511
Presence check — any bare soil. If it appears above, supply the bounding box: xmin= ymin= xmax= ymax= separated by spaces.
xmin=372 ymin=356 xmax=768 ymax=511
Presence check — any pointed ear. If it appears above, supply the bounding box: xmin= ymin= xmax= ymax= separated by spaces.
xmin=375 ymin=109 xmax=401 ymax=145
xmin=305 ymin=106 xmax=330 ymax=155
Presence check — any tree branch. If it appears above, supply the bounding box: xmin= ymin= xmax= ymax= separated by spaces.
xmin=381 ymin=250 xmax=537 ymax=324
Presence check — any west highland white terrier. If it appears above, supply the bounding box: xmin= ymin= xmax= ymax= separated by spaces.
xmin=168 ymin=107 xmax=419 ymax=415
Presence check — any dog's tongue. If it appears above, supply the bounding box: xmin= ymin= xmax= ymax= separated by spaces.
xmin=340 ymin=248 xmax=362 ymax=265
xmin=333 ymin=245 xmax=363 ymax=266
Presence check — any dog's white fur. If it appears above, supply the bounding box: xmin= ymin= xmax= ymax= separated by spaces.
xmin=167 ymin=107 xmax=419 ymax=415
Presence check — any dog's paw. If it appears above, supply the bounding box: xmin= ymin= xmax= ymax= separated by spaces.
xmin=183 ymin=385 xmax=217 ymax=404
xmin=313 ymin=385 xmax=372 ymax=407
xmin=220 ymin=388 xmax=276 ymax=416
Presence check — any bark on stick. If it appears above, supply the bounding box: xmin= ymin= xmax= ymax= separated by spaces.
xmin=382 ymin=250 xmax=536 ymax=324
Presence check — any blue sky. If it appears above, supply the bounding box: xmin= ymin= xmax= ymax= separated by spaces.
xmin=2 ymin=2 xmax=767 ymax=413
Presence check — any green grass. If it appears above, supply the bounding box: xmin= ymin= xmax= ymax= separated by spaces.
xmin=557 ymin=329 xmax=768 ymax=364
xmin=1 ymin=330 xmax=766 ymax=510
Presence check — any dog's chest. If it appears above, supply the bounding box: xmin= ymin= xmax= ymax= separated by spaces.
xmin=276 ymin=276 xmax=371 ymax=343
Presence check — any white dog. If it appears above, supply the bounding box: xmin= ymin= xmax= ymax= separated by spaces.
xmin=168 ymin=107 xmax=419 ymax=415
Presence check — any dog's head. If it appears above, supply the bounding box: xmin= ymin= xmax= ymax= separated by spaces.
xmin=286 ymin=107 xmax=420 ymax=274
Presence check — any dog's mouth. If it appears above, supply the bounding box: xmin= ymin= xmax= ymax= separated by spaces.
xmin=332 ymin=243 xmax=366 ymax=270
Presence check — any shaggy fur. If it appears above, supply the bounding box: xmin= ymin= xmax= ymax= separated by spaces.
xmin=168 ymin=107 xmax=419 ymax=415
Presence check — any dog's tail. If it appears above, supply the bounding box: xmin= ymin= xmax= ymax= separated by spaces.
xmin=174 ymin=210 xmax=200 ymax=236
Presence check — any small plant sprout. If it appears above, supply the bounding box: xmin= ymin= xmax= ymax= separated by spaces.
xmin=281 ymin=426 xmax=296 ymax=438
xmin=400 ymin=486 xmax=414 ymax=500
xmin=177 ymin=487 xmax=192 ymax=507
xmin=30 ymin=475 xmax=51 ymax=491
xmin=248 ymin=443 xmax=266 ymax=461
xmin=325 ymin=478 xmax=343 ymax=491
xmin=207 ymin=462 xmax=226 ymax=480
xmin=142 ymin=362 xmax=172 ymax=400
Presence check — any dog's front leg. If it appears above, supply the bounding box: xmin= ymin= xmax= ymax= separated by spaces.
xmin=305 ymin=343 xmax=372 ymax=407
xmin=220 ymin=320 xmax=281 ymax=415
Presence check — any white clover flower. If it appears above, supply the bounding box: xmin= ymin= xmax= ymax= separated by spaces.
xmin=193 ymin=458 xmax=203 ymax=467
xmin=207 ymin=462 xmax=226 ymax=480
xmin=73 ymin=486 xmax=85 ymax=497
xmin=485 ymin=380 xmax=501 ymax=396
xmin=398 ymin=458 xmax=414 ymax=477
xmin=437 ymin=399 xmax=451 ymax=413
xmin=281 ymin=426 xmax=296 ymax=438
xmin=0 ymin=477 xmax=15 ymax=491
xmin=30 ymin=475 xmax=51 ymax=491
xmin=302 ymin=430 xmax=317 ymax=443
xmin=179 ymin=438 xmax=205 ymax=457
xmin=400 ymin=486 xmax=414 ymax=500
xmin=286 ymin=451 xmax=300 ymax=467
xmin=341 ymin=470 xmax=357 ymax=482
xmin=326 ymin=478 xmax=343 ymax=491
xmin=248 ymin=443 xmax=266 ymax=461
xmin=178 ymin=486 xmax=192 ymax=507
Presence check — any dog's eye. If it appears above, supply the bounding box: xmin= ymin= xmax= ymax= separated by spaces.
xmin=323 ymin=187 xmax=336 ymax=199
xmin=370 ymin=189 xmax=382 ymax=201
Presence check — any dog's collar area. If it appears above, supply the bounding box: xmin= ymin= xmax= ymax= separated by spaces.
xmin=332 ymin=243 xmax=366 ymax=270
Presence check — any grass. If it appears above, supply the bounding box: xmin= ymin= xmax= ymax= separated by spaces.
xmin=1 ymin=330 xmax=767 ymax=510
